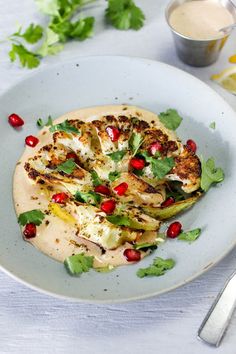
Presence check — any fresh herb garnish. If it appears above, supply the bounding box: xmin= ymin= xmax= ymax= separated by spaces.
xmin=18 ymin=209 xmax=45 ymax=226
xmin=137 ymin=257 xmax=175 ymax=278
xmin=159 ymin=109 xmax=183 ymax=131
xmin=91 ymin=170 xmax=102 ymax=187
xmin=209 ymin=122 xmax=216 ymax=130
xmin=49 ymin=120 xmax=79 ymax=134
xmin=64 ymin=253 xmax=94 ymax=276
xmin=129 ymin=132 xmax=143 ymax=156
xmin=37 ymin=115 xmax=53 ymax=127
xmin=106 ymin=150 xmax=126 ymax=163
xmin=200 ymin=157 xmax=224 ymax=192
xmin=11 ymin=23 xmax=44 ymax=44
xmin=9 ymin=43 xmax=41 ymax=69
xmin=36 ymin=28 xmax=64 ymax=57
xmin=75 ymin=191 xmax=101 ymax=206
xmin=56 ymin=158 xmax=76 ymax=174
xmin=106 ymin=214 xmax=131 ymax=226
xmin=151 ymin=157 xmax=175 ymax=179
xmin=134 ymin=242 xmax=158 ymax=251
xmin=108 ymin=171 xmax=121 ymax=182
xmin=178 ymin=228 xmax=201 ymax=242
xmin=106 ymin=0 xmax=145 ymax=30
xmin=6 ymin=0 xmax=144 ymax=69
xmin=133 ymin=169 xmax=144 ymax=177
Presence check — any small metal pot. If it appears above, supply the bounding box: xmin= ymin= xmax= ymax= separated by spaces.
xmin=165 ymin=0 xmax=236 ymax=67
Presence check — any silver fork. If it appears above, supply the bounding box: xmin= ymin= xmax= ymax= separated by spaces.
xmin=198 ymin=271 xmax=236 ymax=347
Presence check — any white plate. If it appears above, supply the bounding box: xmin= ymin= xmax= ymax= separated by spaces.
xmin=0 ymin=56 xmax=235 ymax=302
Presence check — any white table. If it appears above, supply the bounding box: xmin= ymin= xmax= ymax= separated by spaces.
xmin=1 ymin=1 xmax=236 ymax=353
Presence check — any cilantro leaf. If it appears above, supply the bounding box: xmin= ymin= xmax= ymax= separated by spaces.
xmin=107 ymin=150 xmax=126 ymax=163
xmin=49 ymin=120 xmax=79 ymax=134
xmin=37 ymin=115 xmax=53 ymax=127
xmin=18 ymin=209 xmax=45 ymax=226
xmin=200 ymin=157 xmax=224 ymax=192
xmin=134 ymin=242 xmax=158 ymax=251
xmin=36 ymin=28 xmax=64 ymax=57
xmin=91 ymin=170 xmax=102 ymax=187
xmin=106 ymin=0 xmax=145 ymax=30
xmin=64 ymin=253 xmax=94 ymax=276
xmin=129 ymin=132 xmax=143 ymax=156
xmin=12 ymin=24 xmax=43 ymax=44
xmin=106 ymin=214 xmax=131 ymax=226
xmin=75 ymin=190 xmax=101 ymax=206
xmin=70 ymin=17 xmax=95 ymax=41
xmin=159 ymin=109 xmax=183 ymax=131
xmin=56 ymin=158 xmax=76 ymax=174
xmin=137 ymin=257 xmax=175 ymax=278
xmin=9 ymin=43 xmax=40 ymax=69
xmin=35 ymin=0 xmax=60 ymax=16
xmin=37 ymin=118 xmax=44 ymax=127
xmin=108 ymin=171 xmax=121 ymax=182
xmin=133 ymin=169 xmax=144 ymax=177
xmin=209 ymin=122 xmax=216 ymax=130
xmin=151 ymin=157 xmax=175 ymax=179
xmin=50 ymin=14 xmax=94 ymax=42
xmin=178 ymin=228 xmax=201 ymax=242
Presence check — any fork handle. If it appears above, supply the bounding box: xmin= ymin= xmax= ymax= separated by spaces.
xmin=198 ymin=272 xmax=236 ymax=347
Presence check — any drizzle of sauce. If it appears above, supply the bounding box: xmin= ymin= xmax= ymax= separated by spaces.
xmin=169 ymin=0 xmax=234 ymax=40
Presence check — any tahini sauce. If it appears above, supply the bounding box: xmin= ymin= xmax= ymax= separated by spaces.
xmin=13 ymin=106 xmax=169 ymax=268
xmin=169 ymin=0 xmax=234 ymax=40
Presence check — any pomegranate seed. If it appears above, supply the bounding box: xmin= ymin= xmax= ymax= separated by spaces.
xmin=114 ymin=182 xmax=128 ymax=196
xmin=149 ymin=141 xmax=163 ymax=155
xmin=95 ymin=185 xmax=111 ymax=196
xmin=166 ymin=221 xmax=182 ymax=238
xmin=101 ymin=199 xmax=116 ymax=214
xmin=23 ymin=223 xmax=36 ymax=239
xmin=52 ymin=192 xmax=69 ymax=204
xmin=106 ymin=126 xmax=120 ymax=142
xmin=186 ymin=139 xmax=197 ymax=153
xmin=130 ymin=157 xmax=145 ymax=170
xmin=161 ymin=197 xmax=175 ymax=208
xmin=25 ymin=135 xmax=39 ymax=147
xmin=8 ymin=113 xmax=24 ymax=128
xmin=124 ymin=248 xmax=141 ymax=262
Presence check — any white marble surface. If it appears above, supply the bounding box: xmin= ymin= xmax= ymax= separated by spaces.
xmin=1 ymin=1 xmax=236 ymax=353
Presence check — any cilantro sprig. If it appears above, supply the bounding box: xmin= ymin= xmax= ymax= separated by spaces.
xmin=106 ymin=214 xmax=131 ymax=226
xmin=75 ymin=190 xmax=101 ymax=206
xmin=11 ymin=24 xmax=43 ymax=44
xmin=106 ymin=0 xmax=145 ymax=30
xmin=159 ymin=109 xmax=183 ymax=131
xmin=37 ymin=115 xmax=53 ymax=128
xmin=56 ymin=158 xmax=77 ymax=174
xmin=6 ymin=0 xmax=145 ymax=69
xmin=178 ymin=228 xmax=201 ymax=242
xmin=137 ymin=257 xmax=175 ymax=278
xmin=18 ymin=209 xmax=45 ymax=226
xmin=91 ymin=170 xmax=102 ymax=187
xmin=49 ymin=120 xmax=80 ymax=134
xmin=200 ymin=157 xmax=224 ymax=192
xmin=64 ymin=253 xmax=94 ymax=276
xmin=9 ymin=43 xmax=41 ymax=69
xmin=107 ymin=150 xmax=127 ymax=163
xmin=129 ymin=132 xmax=143 ymax=156
xmin=141 ymin=152 xmax=175 ymax=179
xmin=108 ymin=171 xmax=121 ymax=182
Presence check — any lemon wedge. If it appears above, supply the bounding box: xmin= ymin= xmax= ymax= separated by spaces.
xmin=229 ymin=54 xmax=236 ymax=64
xmin=211 ymin=66 xmax=236 ymax=94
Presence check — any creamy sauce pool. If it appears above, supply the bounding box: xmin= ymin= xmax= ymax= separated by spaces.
xmin=169 ymin=0 xmax=234 ymax=40
xmin=13 ymin=105 xmax=171 ymax=268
